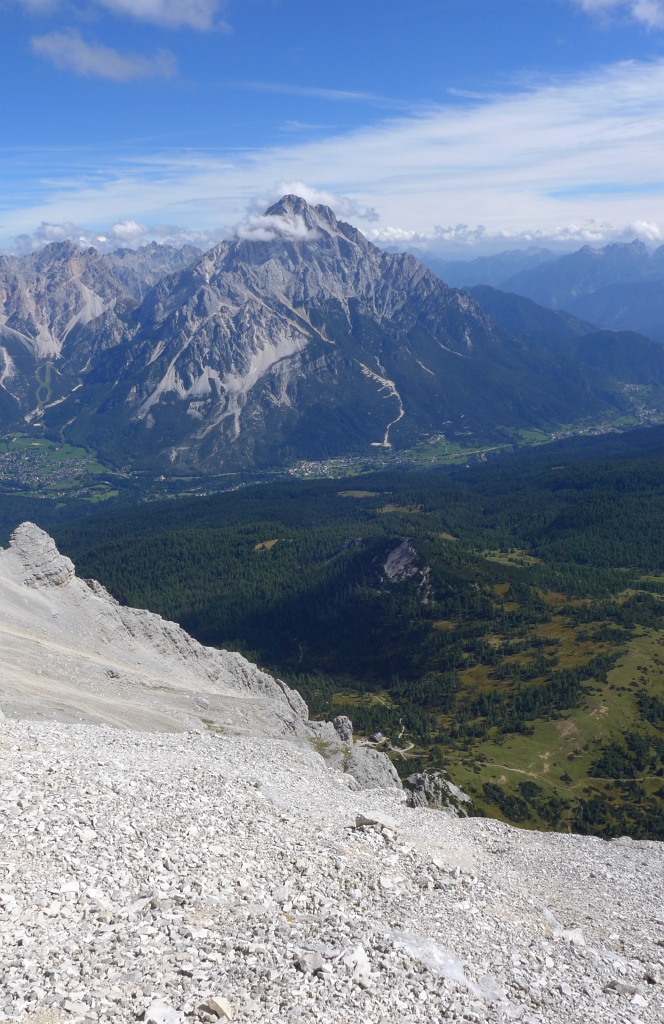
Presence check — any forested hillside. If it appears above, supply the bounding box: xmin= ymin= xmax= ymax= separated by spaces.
xmin=30 ymin=426 xmax=662 ymax=839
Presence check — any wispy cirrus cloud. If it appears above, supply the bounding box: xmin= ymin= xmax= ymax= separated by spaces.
xmin=237 ymin=81 xmax=409 ymax=109
xmin=95 ymin=0 xmax=225 ymax=30
xmin=573 ymin=0 xmax=664 ymax=28
xmin=30 ymin=29 xmax=178 ymax=80
xmin=18 ymin=0 xmax=226 ymax=30
xmin=3 ymin=59 xmax=664 ymax=255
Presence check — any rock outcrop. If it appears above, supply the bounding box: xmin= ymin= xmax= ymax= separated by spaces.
xmin=404 ymin=770 xmax=472 ymax=812
xmin=8 ymin=521 xmax=75 ymax=588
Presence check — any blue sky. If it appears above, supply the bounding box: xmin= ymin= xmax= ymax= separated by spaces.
xmin=2 ymin=0 xmax=664 ymax=255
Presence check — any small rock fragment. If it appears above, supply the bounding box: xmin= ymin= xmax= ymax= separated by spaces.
xmin=296 ymin=952 xmax=326 ymax=974
xmin=205 ymin=996 xmax=233 ymax=1020
xmin=143 ymin=999 xmax=183 ymax=1024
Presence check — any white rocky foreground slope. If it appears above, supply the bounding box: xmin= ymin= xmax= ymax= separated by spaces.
xmin=0 ymin=522 xmax=395 ymax=789
xmin=0 ymin=525 xmax=663 ymax=1024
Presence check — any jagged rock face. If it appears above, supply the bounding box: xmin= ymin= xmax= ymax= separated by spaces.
xmin=333 ymin=714 xmax=354 ymax=742
xmin=103 ymin=242 xmax=201 ymax=301
xmin=0 ymin=239 xmax=199 ymax=423
xmin=0 ymin=522 xmax=399 ymax=791
xmin=0 ymin=242 xmax=126 ymax=360
xmin=404 ymin=770 xmax=472 ymax=812
xmin=9 ymin=521 xmax=75 ymax=588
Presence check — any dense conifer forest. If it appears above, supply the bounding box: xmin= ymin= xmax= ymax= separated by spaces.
xmin=2 ymin=425 xmax=663 ymax=838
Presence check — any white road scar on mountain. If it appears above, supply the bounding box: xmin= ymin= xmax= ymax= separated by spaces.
xmin=358 ymin=361 xmax=405 ymax=447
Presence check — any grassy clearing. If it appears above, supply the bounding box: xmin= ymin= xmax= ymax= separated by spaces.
xmin=446 ymin=622 xmax=664 ymax=831
xmin=482 ymin=548 xmax=541 ymax=567
xmin=432 ymin=619 xmax=457 ymax=632
xmin=379 ymin=503 xmax=423 ymax=514
xmin=514 ymin=428 xmax=552 ymax=444
xmin=534 ymin=618 xmax=598 ymax=668
xmin=0 ymin=434 xmax=104 ymax=469
xmin=331 ymin=690 xmax=396 ymax=710
xmin=407 ymin=438 xmax=509 ymax=467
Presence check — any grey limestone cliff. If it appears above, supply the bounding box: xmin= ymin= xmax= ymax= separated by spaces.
xmin=0 ymin=522 xmax=399 ymax=791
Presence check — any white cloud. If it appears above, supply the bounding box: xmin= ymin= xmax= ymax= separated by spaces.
xmin=247 ymin=183 xmax=380 ymax=223
xmin=11 ymin=211 xmax=664 ymax=259
xmin=30 ymin=29 xmax=178 ymax=80
xmin=106 ymin=219 xmax=150 ymax=242
xmin=234 ymin=212 xmax=320 ymax=243
xmin=95 ymin=0 xmax=225 ymax=31
xmin=574 ymin=0 xmax=664 ymax=28
xmin=18 ymin=0 xmax=226 ymax=30
xmin=628 ymin=219 xmax=663 ymax=240
xmin=369 ymin=218 xmax=664 ymax=256
xmin=10 ymin=218 xmax=221 ymax=254
xmin=7 ymin=186 xmax=379 ymax=254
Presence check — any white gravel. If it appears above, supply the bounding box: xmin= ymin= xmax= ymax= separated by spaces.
xmin=1 ymin=719 xmax=663 ymax=1024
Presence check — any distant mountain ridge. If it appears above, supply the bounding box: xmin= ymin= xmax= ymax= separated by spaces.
xmin=418 ymin=246 xmax=556 ymax=289
xmin=0 ymin=240 xmax=200 ymax=359
xmin=467 ymin=240 xmax=664 ymax=344
xmin=565 ymin=280 xmax=664 ymax=345
xmin=422 ymin=239 xmax=664 ymax=345
xmin=502 ymin=239 xmax=664 ymax=307
xmin=1 ymin=198 xmax=664 ymax=473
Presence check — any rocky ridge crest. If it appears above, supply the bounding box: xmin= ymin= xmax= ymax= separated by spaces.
xmin=0 ymin=522 xmax=398 ymax=790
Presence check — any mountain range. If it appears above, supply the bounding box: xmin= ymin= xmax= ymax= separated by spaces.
xmin=502 ymin=239 xmax=664 ymax=312
xmin=422 ymin=239 xmax=664 ymax=346
xmin=1 ymin=198 xmax=664 ymax=474
xmin=419 ymin=246 xmax=556 ymax=289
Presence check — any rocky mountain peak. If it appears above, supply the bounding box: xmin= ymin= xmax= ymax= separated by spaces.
xmin=263 ymin=194 xmax=339 ymax=236
xmin=33 ymin=239 xmax=87 ymax=263
xmin=8 ymin=521 xmax=75 ymax=588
